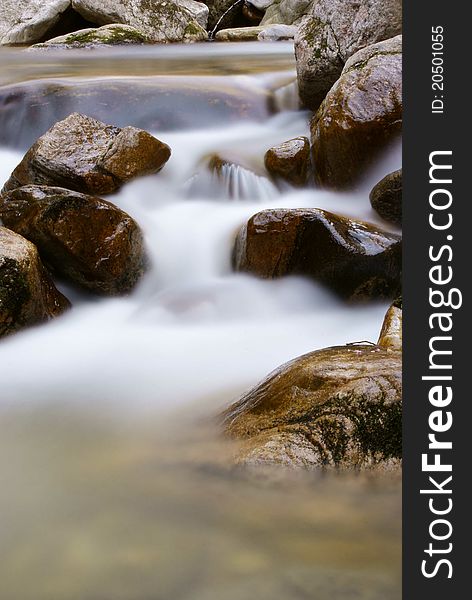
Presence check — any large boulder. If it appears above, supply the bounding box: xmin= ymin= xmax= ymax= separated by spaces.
xmin=221 ymin=342 xmax=402 ymax=469
xmin=2 ymin=113 xmax=171 ymax=196
xmin=71 ymin=0 xmax=209 ymax=42
xmin=0 ymin=0 xmax=70 ymax=46
xmin=0 ymin=226 xmax=70 ymax=338
xmin=295 ymin=0 xmax=402 ymax=110
xmin=31 ymin=23 xmax=152 ymax=49
xmin=0 ymin=186 xmax=146 ymax=295
xmin=311 ymin=35 xmax=402 ymax=189
xmin=264 ymin=136 xmax=310 ymax=186
xmin=233 ymin=208 xmax=402 ymax=300
xmin=370 ymin=169 xmax=402 ymax=225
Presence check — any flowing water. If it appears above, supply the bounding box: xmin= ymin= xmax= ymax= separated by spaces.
xmin=0 ymin=44 xmax=401 ymax=599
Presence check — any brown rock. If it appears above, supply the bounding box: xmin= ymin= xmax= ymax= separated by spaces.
xmin=233 ymin=208 xmax=402 ymax=300
xmin=370 ymin=169 xmax=402 ymax=225
xmin=221 ymin=343 xmax=402 ymax=469
xmin=264 ymin=136 xmax=310 ymax=186
xmin=378 ymin=297 xmax=402 ymax=349
xmin=0 ymin=186 xmax=146 ymax=295
xmin=3 ymin=113 xmax=171 ymax=195
xmin=0 ymin=226 xmax=70 ymax=338
xmin=311 ymin=35 xmax=402 ymax=189
xmin=242 ymin=2 xmax=264 ymax=25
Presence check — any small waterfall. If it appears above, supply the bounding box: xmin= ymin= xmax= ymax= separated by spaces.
xmin=273 ymin=79 xmax=301 ymax=112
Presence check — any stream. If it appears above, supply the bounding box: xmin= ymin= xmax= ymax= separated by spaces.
xmin=0 ymin=44 xmax=401 ymax=599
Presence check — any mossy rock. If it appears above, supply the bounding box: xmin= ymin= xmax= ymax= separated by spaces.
xmin=31 ymin=24 xmax=152 ymax=49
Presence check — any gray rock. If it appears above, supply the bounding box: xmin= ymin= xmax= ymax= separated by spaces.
xmin=0 ymin=0 xmax=70 ymax=45
xmin=295 ymin=0 xmax=402 ymax=110
xmin=0 ymin=226 xmax=70 ymax=338
xmin=260 ymin=0 xmax=313 ymax=26
xmin=370 ymin=169 xmax=402 ymax=225
xmin=3 ymin=112 xmax=171 ymax=196
xmin=71 ymin=0 xmax=209 ymax=43
xmin=215 ymin=25 xmax=263 ymax=40
xmin=311 ymin=35 xmax=402 ymax=189
xmin=257 ymin=24 xmax=297 ymax=40
xmin=30 ymin=23 xmax=152 ymax=49
xmin=221 ymin=342 xmax=402 ymax=469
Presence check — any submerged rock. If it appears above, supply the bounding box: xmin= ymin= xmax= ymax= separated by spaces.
xmin=311 ymin=35 xmax=402 ymax=189
xmin=31 ymin=23 xmax=152 ymax=49
xmin=0 ymin=0 xmax=70 ymax=46
xmin=295 ymin=0 xmax=402 ymax=110
xmin=0 ymin=226 xmax=70 ymax=338
xmin=71 ymin=0 xmax=209 ymax=42
xmin=233 ymin=208 xmax=402 ymax=300
xmin=221 ymin=343 xmax=402 ymax=469
xmin=264 ymin=136 xmax=310 ymax=186
xmin=3 ymin=113 xmax=171 ymax=195
xmin=370 ymin=169 xmax=402 ymax=225
xmin=0 ymin=186 xmax=146 ymax=295
xmin=0 ymin=79 xmax=273 ymax=151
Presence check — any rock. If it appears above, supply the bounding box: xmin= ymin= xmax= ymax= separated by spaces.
xmin=221 ymin=343 xmax=402 ymax=469
xmin=311 ymin=35 xmax=402 ymax=189
xmin=0 ymin=79 xmax=273 ymax=151
xmin=257 ymin=24 xmax=297 ymax=40
xmin=3 ymin=113 xmax=171 ymax=196
xmin=71 ymin=0 xmax=209 ymax=43
xmin=233 ymin=208 xmax=402 ymax=300
xmin=0 ymin=0 xmax=70 ymax=46
xmin=215 ymin=25 xmax=264 ymax=41
xmin=0 ymin=186 xmax=146 ymax=295
xmin=264 ymin=136 xmax=310 ymax=186
xmin=30 ymin=23 xmax=152 ymax=49
xmin=378 ymin=297 xmax=402 ymax=349
xmin=242 ymin=2 xmax=264 ymax=26
xmin=0 ymin=226 xmax=70 ymax=338
xmin=248 ymin=0 xmax=274 ymax=9
xmin=260 ymin=0 xmax=313 ymax=26
xmin=370 ymin=169 xmax=402 ymax=225
xmin=295 ymin=0 xmax=402 ymax=110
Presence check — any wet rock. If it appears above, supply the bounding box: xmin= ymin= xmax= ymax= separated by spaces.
xmin=0 ymin=186 xmax=146 ymax=295
xmin=370 ymin=169 xmax=402 ymax=225
xmin=0 ymin=79 xmax=273 ymax=151
xmin=233 ymin=208 xmax=402 ymax=300
xmin=0 ymin=0 xmax=70 ymax=46
xmin=311 ymin=35 xmax=402 ymax=189
xmin=264 ymin=136 xmax=310 ymax=186
xmin=242 ymin=2 xmax=264 ymax=26
xmin=260 ymin=0 xmax=313 ymax=26
xmin=215 ymin=25 xmax=264 ymax=41
xmin=204 ymin=0 xmax=244 ymax=31
xmin=295 ymin=0 xmax=402 ymax=110
xmin=31 ymin=24 xmax=152 ymax=49
xmin=221 ymin=343 xmax=402 ymax=469
xmin=258 ymin=24 xmax=297 ymax=41
xmin=0 ymin=226 xmax=70 ymax=338
xmin=3 ymin=113 xmax=171 ymax=195
xmin=71 ymin=0 xmax=209 ymax=43
xmin=378 ymin=297 xmax=402 ymax=350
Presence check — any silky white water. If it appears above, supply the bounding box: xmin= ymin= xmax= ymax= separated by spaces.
xmin=0 ymin=111 xmax=400 ymax=411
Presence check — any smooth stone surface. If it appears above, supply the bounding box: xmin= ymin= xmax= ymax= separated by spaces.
xmin=258 ymin=24 xmax=297 ymax=41
xmin=295 ymin=0 xmax=402 ymax=110
xmin=71 ymin=0 xmax=209 ymax=43
xmin=3 ymin=113 xmax=171 ymax=195
xmin=0 ymin=0 xmax=70 ymax=45
xmin=264 ymin=136 xmax=310 ymax=186
xmin=30 ymin=23 xmax=151 ymax=48
xmin=222 ymin=343 xmax=402 ymax=469
xmin=311 ymin=35 xmax=402 ymax=189
xmin=0 ymin=226 xmax=70 ymax=337
xmin=370 ymin=169 xmax=402 ymax=225
xmin=0 ymin=186 xmax=146 ymax=295
xmin=215 ymin=25 xmax=265 ymax=41
xmin=233 ymin=208 xmax=402 ymax=300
